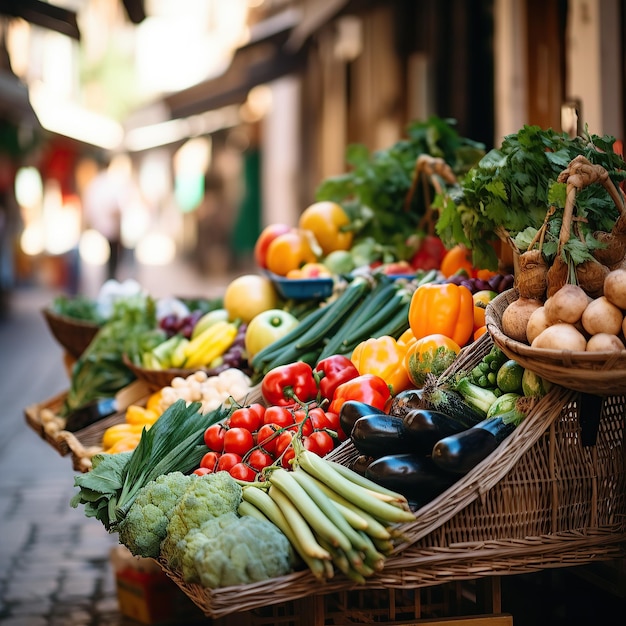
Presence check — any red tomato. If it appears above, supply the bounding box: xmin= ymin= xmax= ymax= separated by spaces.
xmin=229 ymin=407 xmax=264 ymax=432
xmin=274 ymin=430 xmax=294 ymax=457
xmin=306 ymin=431 xmax=335 ymax=457
xmin=281 ymin=446 xmax=296 ymax=469
xmin=229 ymin=463 xmax=258 ymax=482
xmin=200 ymin=451 xmax=221 ymax=471
xmin=292 ymin=409 xmax=313 ymax=437
xmin=256 ymin=423 xmax=280 ymax=453
xmin=308 ymin=407 xmax=333 ymax=430
xmin=247 ymin=449 xmax=274 ymax=472
xmin=223 ymin=427 xmax=255 ymax=456
xmin=216 ymin=452 xmax=242 ymax=472
xmin=322 ymin=411 xmax=347 ymax=440
xmin=263 ymin=405 xmax=295 ymax=428
xmin=193 ymin=467 xmax=211 ymax=476
xmin=203 ymin=423 xmax=226 ymax=452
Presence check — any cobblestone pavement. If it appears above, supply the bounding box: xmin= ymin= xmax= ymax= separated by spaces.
xmin=0 ymin=259 xmax=236 ymax=626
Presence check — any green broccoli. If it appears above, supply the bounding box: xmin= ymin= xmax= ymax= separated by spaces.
xmin=117 ymin=471 xmax=193 ymax=558
xmin=161 ymin=471 xmax=243 ymax=570
xmin=179 ymin=512 xmax=294 ymax=587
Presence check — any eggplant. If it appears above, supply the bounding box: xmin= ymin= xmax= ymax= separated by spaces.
xmin=351 ymin=414 xmax=412 ymax=457
xmin=365 ymin=453 xmax=458 ymax=506
xmin=389 ymin=388 xmax=430 ymax=419
xmin=431 ymin=416 xmax=516 ymax=475
xmin=350 ymin=454 xmax=375 ymax=476
xmin=64 ymin=397 xmax=118 ymax=432
xmin=339 ymin=400 xmax=387 ymax=437
xmin=402 ymin=409 xmax=470 ymax=455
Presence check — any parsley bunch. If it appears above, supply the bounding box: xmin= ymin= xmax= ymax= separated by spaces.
xmin=435 ymin=125 xmax=626 ymax=270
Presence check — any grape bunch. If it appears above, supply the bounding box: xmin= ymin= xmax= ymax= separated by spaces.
xmin=445 ymin=272 xmax=515 ymax=295
xmin=159 ymin=310 xmax=204 ymax=339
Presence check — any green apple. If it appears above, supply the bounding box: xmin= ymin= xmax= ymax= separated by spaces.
xmin=245 ymin=309 xmax=300 ymax=358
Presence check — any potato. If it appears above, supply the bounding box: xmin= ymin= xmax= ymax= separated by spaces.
xmin=544 ymin=284 xmax=590 ymax=324
xmin=604 ymin=268 xmax=626 ymax=309
xmin=526 ymin=306 xmax=550 ymax=344
xmin=531 ymin=323 xmax=587 ymax=351
xmin=586 ymin=333 xmax=625 ymax=352
xmin=581 ymin=296 xmax=623 ymax=336
xmin=501 ymin=297 xmax=543 ymax=343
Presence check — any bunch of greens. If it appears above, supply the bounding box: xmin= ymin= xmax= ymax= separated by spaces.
xmin=435 ymin=125 xmax=626 ymax=270
xmin=51 ymin=294 xmax=105 ymax=324
xmin=70 ymin=399 xmax=231 ymax=531
xmin=315 ymin=116 xmax=485 ymax=263
xmin=62 ymin=294 xmax=165 ymax=416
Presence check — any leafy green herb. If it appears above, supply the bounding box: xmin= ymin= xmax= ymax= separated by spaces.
xmin=315 ymin=116 xmax=484 ymax=264
xmin=51 ymin=294 xmax=105 ymax=324
xmin=436 ymin=125 xmax=626 ymax=270
xmin=62 ymin=294 xmax=165 ymax=416
xmin=71 ymin=399 xmax=231 ymax=531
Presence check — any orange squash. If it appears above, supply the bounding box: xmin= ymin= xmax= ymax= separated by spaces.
xmin=403 ymin=334 xmax=461 ymax=387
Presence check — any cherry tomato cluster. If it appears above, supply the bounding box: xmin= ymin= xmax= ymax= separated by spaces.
xmin=193 ymin=401 xmax=346 ymax=482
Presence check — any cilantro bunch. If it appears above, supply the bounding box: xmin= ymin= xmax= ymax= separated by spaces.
xmin=435 ymin=125 xmax=626 ymax=270
xmin=315 ymin=116 xmax=484 ymax=263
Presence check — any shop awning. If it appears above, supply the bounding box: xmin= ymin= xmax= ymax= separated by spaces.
xmin=159 ymin=0 xmax=353 ymax=121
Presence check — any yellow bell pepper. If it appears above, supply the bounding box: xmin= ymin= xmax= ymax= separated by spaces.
xmin=350 ymin=335 xmax=412 ymax=395
xmin=408 ymin=282 xmax=474 ymax=347
xmin=125 ymin=404 xmax=160 ymax=426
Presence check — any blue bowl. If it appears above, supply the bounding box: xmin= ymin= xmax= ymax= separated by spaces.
xmin=264 ymin=271 xmax=335 ymax=300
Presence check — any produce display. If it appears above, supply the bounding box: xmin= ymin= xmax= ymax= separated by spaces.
xmin=30 ymin=118 xmax=626 ymax=614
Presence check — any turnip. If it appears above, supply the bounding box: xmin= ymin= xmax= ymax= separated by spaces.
xmin=581 ymin=296 xmax=623 ymax=336
xmin=525 ymin=306 xmax=550 ymax=344
xmin=501 ymin=297 xmax=543 ymax=344
xmin=586 ymin=333 xmax=625 ymax=352
xmin=531 ymin=323 xmax=587 ymax=351
xmin=603 ymin=269 xmax=626 ymax=310
xmin=544 ymin=284 xmax=589 ymax=325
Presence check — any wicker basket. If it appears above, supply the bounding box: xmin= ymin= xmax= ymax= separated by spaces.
xmin=42 ymin=308 xmax=100 ymax=359
xmin=24 ymin=390 xmax=129 ymax=471
xmin=158 ymin=332 xmax=626 ymax=618
xmin=122 ymin=354 xmax=195 ymax=391
xmin=485 ymin=289 xmax=626 ymax=395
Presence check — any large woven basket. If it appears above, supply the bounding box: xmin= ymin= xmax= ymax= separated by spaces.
xmin=122 ymin=354 xmax=197 ymax=391
xmin=158 ymin=332 xmax=626 ymax=618
xmin=42 ymin=308 xmax=100 ymax=359
xmin=486 ymin=289 xmax=626 ymax=395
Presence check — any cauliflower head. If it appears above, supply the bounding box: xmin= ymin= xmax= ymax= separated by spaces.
xmin=161 ymin=471 xmax=243 ymax=570
xmin=117 ymin=471 xmax=192 ymax=558
xmin=179 ymin=512 xmax=294 ymax=587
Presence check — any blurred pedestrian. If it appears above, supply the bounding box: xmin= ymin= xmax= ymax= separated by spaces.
xmin=82 ymin=156 xmax=128 ymax=280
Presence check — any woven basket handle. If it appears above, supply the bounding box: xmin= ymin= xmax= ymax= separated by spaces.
xmin=556 ymin=155 xmax=626 ymax=250
xmin=404 ymin=154 xmax=458 ymax=235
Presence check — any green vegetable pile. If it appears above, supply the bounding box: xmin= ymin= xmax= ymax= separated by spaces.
xmin=315 ymin=116 xmax=485 ymax=264
xmin=435 ymin=125 xmax=626 ymax=270
xmin=62 ymin=294 xmax=165 ymax=416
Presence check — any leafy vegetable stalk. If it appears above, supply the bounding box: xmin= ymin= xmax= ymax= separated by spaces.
xmin=62 ymin=294 xmax=165 ymax=416
xmin=435 ymin=125 xmax=626 ymax=270
xmin=71 ymin=399 xmax=231 ymax=531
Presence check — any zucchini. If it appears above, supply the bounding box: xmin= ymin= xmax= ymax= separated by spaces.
xmin=365 ymin=453 xmax=458 ymax=506
xmin=339 ymin=400 xmax=387 ymax=437
xmin=431 ymin=416 xmax=517 ymax=475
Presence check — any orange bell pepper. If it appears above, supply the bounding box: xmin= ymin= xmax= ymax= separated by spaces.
xmin=409 ymin=282 xmax=474 ymax=347
xmin=350 ymin=335 xmax=412 ymax=395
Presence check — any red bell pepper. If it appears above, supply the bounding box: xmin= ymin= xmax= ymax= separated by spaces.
xmin=261 ymin=361 xmax=319 ymax=406
xmin=328 ymin=374 xmax=392 ymax=415
xmin=314 ymin=355 xmax=360 ymax=402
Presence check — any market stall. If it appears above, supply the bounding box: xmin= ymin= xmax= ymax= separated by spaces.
xmin=25 ymin=120 xmax=626 ymax=625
